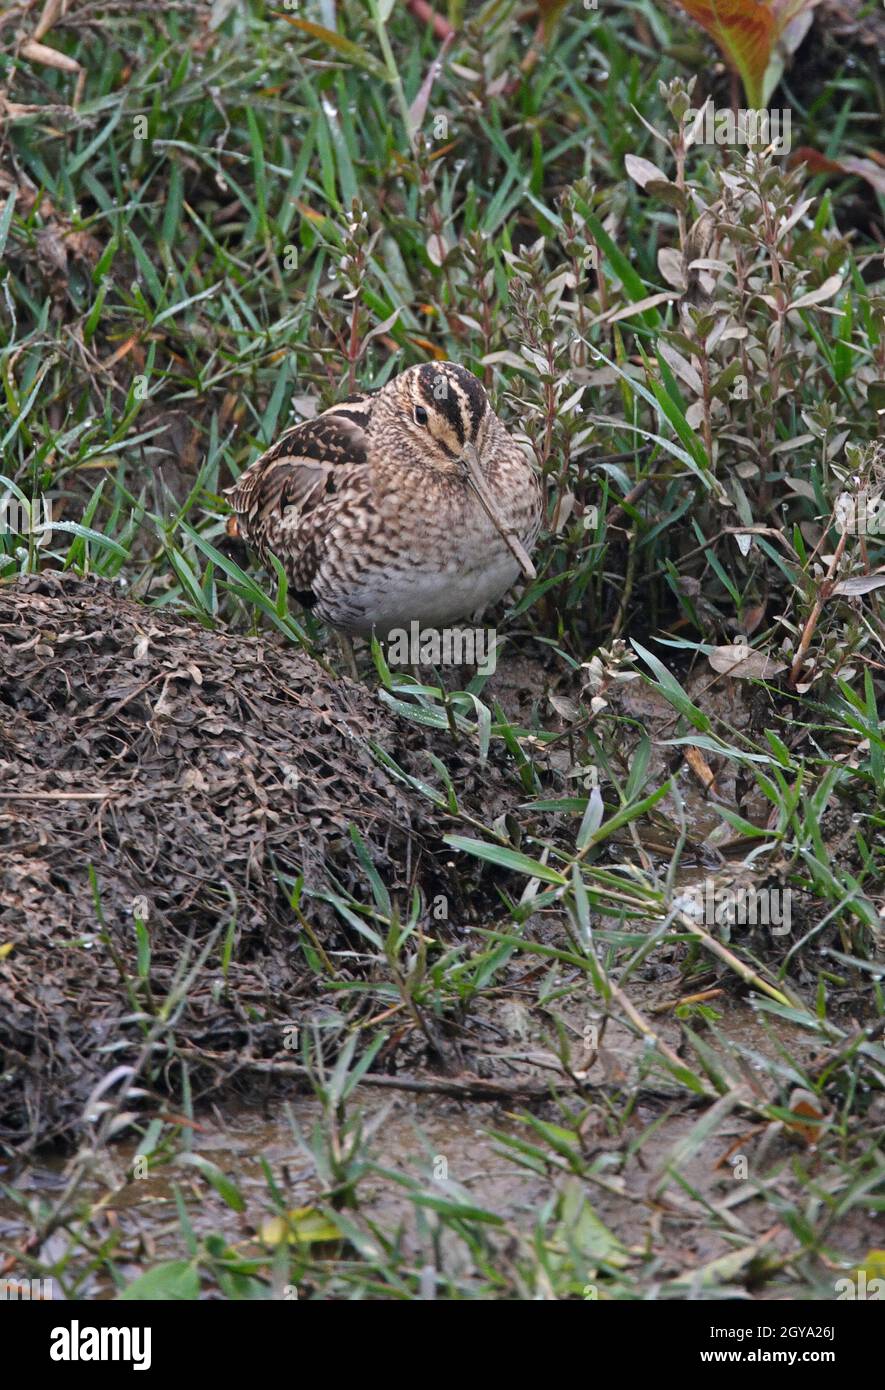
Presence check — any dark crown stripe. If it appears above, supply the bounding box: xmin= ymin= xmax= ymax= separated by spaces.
xmin=417 ymin=365 xmax=468 ymax=445
xmin=416 ymin=363 xmax=488 ymax=446
xmin=457 ymin=372 xmax=487 ymax=436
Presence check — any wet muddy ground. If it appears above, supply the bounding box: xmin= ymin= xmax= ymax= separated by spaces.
xmin=1 ymin=574 xmax=881 ymax=1298
xmin=2 ymin=998 xmax=874 ymax=1300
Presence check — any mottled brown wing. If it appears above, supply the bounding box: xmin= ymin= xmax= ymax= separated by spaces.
xmin=226 ymin=396 xmax=374 ymax=515
xmin=224 ymin=395 xmax=376 ymax=603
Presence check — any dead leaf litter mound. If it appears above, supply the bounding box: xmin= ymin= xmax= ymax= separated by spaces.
xmin=0 ymin=573 xmax=516 ymax=1150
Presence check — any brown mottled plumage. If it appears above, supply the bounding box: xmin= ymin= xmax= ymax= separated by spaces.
xmin=225 ymin=362 xmax=541 ymax=639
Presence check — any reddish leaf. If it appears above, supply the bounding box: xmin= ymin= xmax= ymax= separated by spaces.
xmin=673 ymin=0 xmax=816 ymax=107
xmin=790 ymin=146 xmax=885 ymax=197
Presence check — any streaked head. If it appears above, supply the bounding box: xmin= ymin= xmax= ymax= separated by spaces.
xmin=373 ymin=362 xmax=492 ymax=469
xmin=373 ymin=361 xmax=535 ymax=580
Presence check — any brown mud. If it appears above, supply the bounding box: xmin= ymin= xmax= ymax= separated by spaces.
xmin=1 ymin=1003 xmax=873 ymax=1300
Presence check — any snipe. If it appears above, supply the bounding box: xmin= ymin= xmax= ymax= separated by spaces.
xmin=225 ymin=362 xmax=541 ymax=639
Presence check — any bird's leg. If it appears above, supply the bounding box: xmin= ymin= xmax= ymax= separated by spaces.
xmin=333 ymin=630 xmax=360 ymax=680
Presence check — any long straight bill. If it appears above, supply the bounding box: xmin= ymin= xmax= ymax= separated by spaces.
xmin=461 ymin=443 xmax=536 ymax=581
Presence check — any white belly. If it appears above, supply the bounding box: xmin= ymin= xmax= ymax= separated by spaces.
xmin=319 ymin=547 xmax=522 ymax=638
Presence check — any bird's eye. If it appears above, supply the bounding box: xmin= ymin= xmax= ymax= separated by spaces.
xmin=413 ymin=405 xmax=429 ymax=426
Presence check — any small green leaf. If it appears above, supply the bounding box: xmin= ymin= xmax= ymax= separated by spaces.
xmin=444 ymin=835 xmax=567 ymax=884
xmin=119 ymin=1260 xmax=200 ymax=1300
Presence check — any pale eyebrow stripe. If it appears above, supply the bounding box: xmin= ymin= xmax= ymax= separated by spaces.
xmin=454 ymin=382 xmax=472 ymax=444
